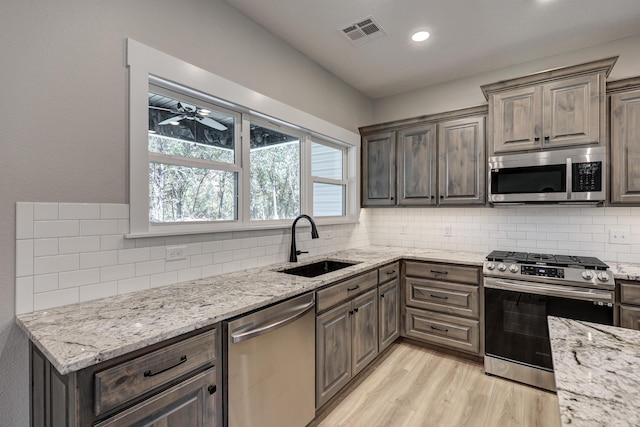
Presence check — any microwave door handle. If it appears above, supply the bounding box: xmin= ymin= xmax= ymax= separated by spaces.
xmin=566 ymin=157 xmax=572 ymax=200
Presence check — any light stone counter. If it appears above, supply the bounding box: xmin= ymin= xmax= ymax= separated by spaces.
xmin=548 ymin=316 xmax=640 ymax=427
xmin=16 ymin=245 xmax=485 ymax=375
xmin=609 ymin=262 xmax=640 ymax=282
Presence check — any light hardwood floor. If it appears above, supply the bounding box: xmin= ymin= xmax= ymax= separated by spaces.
xmin=310 ymin=341 xmax=561 ymax=427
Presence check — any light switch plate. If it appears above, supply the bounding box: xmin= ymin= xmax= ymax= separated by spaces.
xmin=609 ymin=229 xmax=629 ymax=244
xmin=166 ymin=246 xmax=187 ymax=261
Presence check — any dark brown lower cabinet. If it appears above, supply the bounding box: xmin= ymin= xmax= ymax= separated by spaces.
xmin=30 ymin=327 xmax=221 ymax=427
xmin=316 ymin=288 xmax=378 ymax=408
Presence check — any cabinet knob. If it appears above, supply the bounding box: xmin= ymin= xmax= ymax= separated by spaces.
xmin=390 ymin=197 xmax=394 ymax=200
xmin=534 ymin=137 xmax=540 ymax=142
xmin=544 ymin=136 xmax=550 ymax=141
xmin=440 ymin=195 xmax=443 ymax=199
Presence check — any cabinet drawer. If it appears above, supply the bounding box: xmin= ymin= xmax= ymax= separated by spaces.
xmin=317 ymin=270 xmax=378 ymax=313
xmin=620 ymin=305 xmax=640 ymax=331
xmin=405 ymin=261 xmax=479 ymax=285
xmin=405 ymin=307 xmax=479 ymax=354
xmin=378 ymin=262 xmax=399 ymax=284
xmin=406 ymin=278 xmax=478 ymax=318
xmin=94 ymin=329 xmax=217 ymax=416
xmin=620 ymin=281 xmax=640 ymax=305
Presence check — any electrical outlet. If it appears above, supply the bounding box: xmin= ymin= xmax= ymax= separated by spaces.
xmin=443 ymin=225 xmax=451 ymax=237
xmin=609 ymin=229 xmax=629 ymax=244
xmin=166 ymin=245 xmax=187 ymax=261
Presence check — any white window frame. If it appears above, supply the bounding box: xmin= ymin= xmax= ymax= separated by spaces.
xmin=126 ymin=38 xmax=360 ymax=237
xmin=309 ymin=138 xmax=350 ymax=219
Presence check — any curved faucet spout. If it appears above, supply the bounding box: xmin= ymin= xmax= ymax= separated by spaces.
xmin=290 ymin=214 xmax=319 ymax=262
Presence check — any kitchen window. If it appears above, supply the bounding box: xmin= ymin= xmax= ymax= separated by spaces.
xmin=127 ymin=38 xmax=359 ymax=237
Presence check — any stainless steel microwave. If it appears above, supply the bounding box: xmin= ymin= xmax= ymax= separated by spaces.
xmin=488 ymin=146 xmax=606 ymax=204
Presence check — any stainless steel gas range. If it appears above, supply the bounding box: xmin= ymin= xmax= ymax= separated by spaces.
xmin=483 ymin=250 xmax=614 ymax=391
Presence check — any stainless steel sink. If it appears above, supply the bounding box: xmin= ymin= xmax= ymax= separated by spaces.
xmin=280 ymin=260 xmax=358 ymax=278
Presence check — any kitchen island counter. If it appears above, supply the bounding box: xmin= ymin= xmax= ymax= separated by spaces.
xmin=16 ymin=245 xmax=485 ymax=375
xmin=548 ymin=316 xmax=640 ymax=427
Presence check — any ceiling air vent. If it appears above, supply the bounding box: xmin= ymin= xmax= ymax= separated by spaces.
xmin=339 ymin=16 xmax=387 ymax=46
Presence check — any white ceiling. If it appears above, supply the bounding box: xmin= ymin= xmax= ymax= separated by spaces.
xmin=224 ymin=0 xmax=640 ymax=99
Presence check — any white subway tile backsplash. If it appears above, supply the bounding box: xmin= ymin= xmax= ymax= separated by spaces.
xmin=202 ymin=241 xmax=223 ymax=253
xmin=34 ymin=288 xmax=79 ymax=311
xmin=80 ymin=219 xmax=119 ymax=236
xmin=80 ymin=251 xmax=118 ymax=269
xmin=34 ymin=274 xmax=59 ymax=293
xmin=15 ymin=277 xmax=34 ymax=315
xmin=117 ymin=277 xmax=150 ymax=294
xmin=149 ymin=271 xmax=178 ymax=288
xmin=59 ymin=268 xmax=100 ymax=289
xmin=33 ymin=203 xmax=58 ymax=220
xmin=118 ymin=247 xmax=150 ymax=264
xmin=135 ymin=260 xmax=165 ymax=277
xmin=59 ymin=203 xmax=101 ymax=220
xmin=59 ymin=236 xmax=100 ymax=254
xmin=100 ymin=203 xmax=129 ymax=219
xmin=16 ymin=240 xmax=34 ymax=278
xmin=34 ymin=254 xmax=79 ymax=275
xmin=33 ymin=238 xmax=59 ymax=257
xmin=178 ymin=268 xmax=202 ymax=283
xmin=101 ymin=263 xmax=136 ymax=282
xmin=16 ymin=202 xmax=34 ymax=239
xmin=34 ymin=220 xmax=79 ymax=238
xmin=190 ymin=253 xmax=213 ymax=268
xmin=79 ymin=282 xmax=118 ymax=302
xmin=100 ymin=235 xmax=126 ymax=251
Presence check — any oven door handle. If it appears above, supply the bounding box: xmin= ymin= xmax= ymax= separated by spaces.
xmin=484 ymin=277 xmax=613 ymax=303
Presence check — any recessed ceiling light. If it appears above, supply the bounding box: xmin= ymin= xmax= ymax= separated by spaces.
xmin=411 ymin=31 xmax=430 ymax=42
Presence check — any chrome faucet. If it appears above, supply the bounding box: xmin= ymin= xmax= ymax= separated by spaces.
xmin=289 ymin=214 xmax=319 ymax=262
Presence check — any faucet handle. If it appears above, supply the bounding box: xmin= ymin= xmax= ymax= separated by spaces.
xmin=296 ymin=250 xmax=309 ymax=255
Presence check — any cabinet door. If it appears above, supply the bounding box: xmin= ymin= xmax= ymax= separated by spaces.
xmin=362 ymin=132 xmax=396 ymax=206
xmin=611 ymin=88 xmax=640 ymax=204
xmin=316 ymin=302 xmax=352 ymax=408
xmin=378 ymin=279 xmax=400 ymax=352
xmin=397 ymin=124 xmax=436 ymax=205
xmin=491 ymin=86 xmax=541 ymax=154
xmin=620 ymin=306 xmax=640 ymax=330
xmin=95 ymin=367 xmax=218 ymax=427
xmin=543 ymin=74 xmax=600 ymax=148
xmin=352 ymin=289 xmax=379 ymax=376
xmin=438 ymin=116 xmax=485 ymax=205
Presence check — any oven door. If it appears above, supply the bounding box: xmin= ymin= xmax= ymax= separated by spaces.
xmin=484 ymin=277 xmax=613 ymax=371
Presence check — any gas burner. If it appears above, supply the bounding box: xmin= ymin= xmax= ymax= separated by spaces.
xmin=486 ymin=250 xmax=609 ymax=270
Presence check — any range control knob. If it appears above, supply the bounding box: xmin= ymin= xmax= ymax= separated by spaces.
xmin=498 ymin=263 xmax=507 ymax=272
xmin=509 ymin=264 xmax=519 ymax=273
xmin=581 ymin=270 xmax=594 ymax=280
xmin=486 ymin=262 xmax=495 ymax=271
xmin=597 ymin=272 xmax=610 ymax=282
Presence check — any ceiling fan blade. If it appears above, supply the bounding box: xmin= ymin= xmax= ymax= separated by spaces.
xmin=158 ymin=115 xmax=186 ymax=125
xmin=196 ymin=116 xmax=228 ymax=131
xmin=149 ymin=106 xmax=177 ymax=113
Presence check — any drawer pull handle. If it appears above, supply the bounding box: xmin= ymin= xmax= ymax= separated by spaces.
xmin=430 ymin=325 xmax=449 ymax=333
xmin=347 ymin=285 xmax=360 ymax=291
xmin=143 ymin=355 xmax=187 ymax=377
xmin=430 ymin=294 xmax=449 ymax=300
xmin=430 ymin=270 xmax=448 ymax=275
xmin=208 ymin=385 xmax=217 ymax=395
xmin=386 ymin=270 xmax=396 ymax=275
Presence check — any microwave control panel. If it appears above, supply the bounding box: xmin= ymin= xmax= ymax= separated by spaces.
xmin=572 ymin=161 xmax=602 ymax=192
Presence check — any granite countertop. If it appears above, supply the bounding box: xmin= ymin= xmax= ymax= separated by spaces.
xmin=15 ymin=245 xmax=486 ymax=375
xmin=548 ymin=317 xmax=640 ymax=427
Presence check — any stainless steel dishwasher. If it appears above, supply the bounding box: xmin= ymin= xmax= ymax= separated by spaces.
xmin=224 ymin=292 xmax=315 ymax=427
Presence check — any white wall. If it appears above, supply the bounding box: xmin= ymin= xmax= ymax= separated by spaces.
xmin=0 ymin=0 xmax=372 ymax=424
xmin=371 ymin=34 xmax=640 ymax=123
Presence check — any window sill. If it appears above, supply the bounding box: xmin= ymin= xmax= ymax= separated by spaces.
xmin=124 ymin=216 xmax=359 ymax=239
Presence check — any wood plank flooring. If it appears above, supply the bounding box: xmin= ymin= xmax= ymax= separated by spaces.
xmin=309 ymin=341 xmax=561 ymax=427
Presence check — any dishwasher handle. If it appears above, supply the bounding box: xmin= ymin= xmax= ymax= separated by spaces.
xmin=230 ymin=298 xmax=315 ymax=344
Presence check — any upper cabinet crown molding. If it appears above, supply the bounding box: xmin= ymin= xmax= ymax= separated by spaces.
xmin=480 ymin=56 xmax=618 ymax=100
xmin=359 ymin=105 xmax=488 ymax=136
xmin=607 ymin=76 xmax=640 ymax=95
xmin=483 ymin=57 xmax=618 ymax=155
